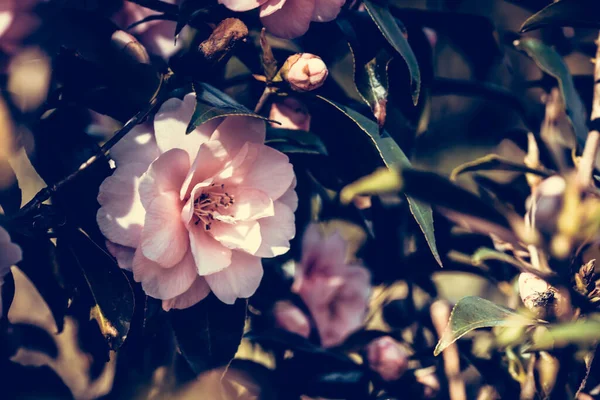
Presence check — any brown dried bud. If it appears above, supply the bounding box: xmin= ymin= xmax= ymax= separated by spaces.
xmin=111 ymin=30 xmax=151 ymax=65
xmin=518 ymin=272 xmax=573 ymax=320
xmin=199 ymin=18 xmax=248 ymax=66
xmin=280 ymin=53 xmax=328 ymax=92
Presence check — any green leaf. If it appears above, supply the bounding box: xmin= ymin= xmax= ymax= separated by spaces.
xmin=266 ymin=127 xmax=328 ymax=155
xmin=531 ymin=320 xmax=600 ymax=350
xmin=363 ymin=0 xmax=420 ymax=105
xmin=57 ymin=229 xmax=134 ymax=350
xmin=471 ymin=247 xmax=530 ymax=270
xmin=520 ymin=0 xmax=600 ymax=33
xmin=186 ymin=82 xmax=268 ymax=134
xmin=515 ymin=38 xmax=587 ymax=145
xmin=318 ymin=97 xmax=441 ymax=267
xmin=170 ymin=295 xmax=247 ymax=375
xmin=450 ymin=154 xmax=554 ymax=181
xmin=434 ymin=296 xmax=535 ymax=356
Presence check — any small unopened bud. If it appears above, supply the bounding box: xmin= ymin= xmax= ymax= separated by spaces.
xmin=273 ymin=301 xmax=310 ymax=339
xmin=528 ymin=175 xmax=565 ymax=235
xmin=366 ymin=336 xmax=409 ymax=381
xmin=518 ymin=272 xmax=572 ymax=320
xmin=269 ymin=97 xmax=311 ymax=131
xmin=111 ymin=30 xmax=151 ymax=65
xmin=281 ymin=53 xmax=328 ymax=92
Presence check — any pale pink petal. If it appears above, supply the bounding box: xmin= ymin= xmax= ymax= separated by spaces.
xmin=311 ymin=0 xmax=345 ymax=22
xmin=230 ymin=188 xmax=274 ymax=220
xmin=210 ymin=116 xmax=266 ymax=157
xmin=313 ymin=231 xmax=348 ymax=267
xmin=181 ymin=180 xmax=214 ymax=225
xmin=0 ymin=11 xmax=14 ymax=39
xmin=205 ymin=251 xmax=263 ymax=304
xmin=97 ymin=162 xmax=147 ymax=248
xmin=273 ymin=301 xmax=310 ymax=338
xmin=141 ymin=191 xmax=188 ymax=267
xmin=259 ymin=0 xmax=286 ymax=18
xmin=300 ymin=223 xmax=322 ymax=256
xmin=105 ymin=241 xmax=135 ymax=271
xmin=109 ymin=122 xmax=159 ymax=169
xmin=254 ymin=201 xmax=295 ymax=258
xmin=140 ymin=20 xmax=180 ymax=59
xmin=278 ymin=177 xmax=298 ymax=211
xmin=260 ymin=0 xmax=315 ymax=39
xmin=219 ymin=0 xmax=269 ymax=12
xmin=154 ymin=94 xmax=219 ymax=160
xmin=133 ymin=249 xmax=197 ymax=300
xmin=215 ymin=142 xmax=257 ymax=182
xmin=162 ymin=277 xmax=211 ymax=311
xmin=210 ymin=220 xmax=262 ymax=255
xmin=232 ymin=144 xmax=294 ymax=200
xmin=180 ymin=140 xmax=229 ymax=200
xmin=189 ymin=228 xmax=232 ymax=275
xmin=0 ymin=226 xmax=21 ymax=276
xmin=138 ymin=148 xmax=190 ymax=208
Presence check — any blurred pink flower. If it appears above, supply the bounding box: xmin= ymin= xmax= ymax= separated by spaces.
xmin=97 ymin=93 xmax=297 ymax=309
xmin=0 ymin=0 xmax=42 ymax=55
xmin=366 ymin=336 xmax=409 ymax=381
xmin=273 ymin=300 xmax=311 ymax=338
xmin=269 ymin=97 xmax=311 ymax=131
xmin=220 ymin=0 xmax=345 ymax=39
xmin=112 ymin=0 xmax=181 ymax=59
xmin=0 ymin=226 xmax=22 ymax=317
xmin=292 ymin=224 xmax=371 ymax=347
xmin=282 ymin=53 xmax=328 ymax=92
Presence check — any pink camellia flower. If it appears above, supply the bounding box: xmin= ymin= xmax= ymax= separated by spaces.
xmin=269 ymin=97 xmax=311 ymax=131
xmin=366 ymin=336 xmax=409 ymax=382
xmin=0 ymin=226 xmax=22 ymax=317
xmin=281 ymin=53 xmax=328 ymax=92
xmin=220 ymin=0 xmax=345 ymax=39
xmin=292 ymin=224 xmax=371 ymax=347
xmin=112 ymin=0 xmax=182 ymax=59
xmin=97 ymin=93 xmax=297 ymax=309
xmin=0 ymin=0 xmax=42 ymax=56
xmin=273 ymin=300 xmax=311 ymax=338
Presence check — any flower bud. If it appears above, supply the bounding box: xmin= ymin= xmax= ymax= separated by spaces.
xmin=111 ymin=30 xmax=151 ymax=65
xmin=518 ymin=272 xmax=572 ymax=320
xmin=366 ymin=336 xmax=409 ymax=381
xmin=273 ymin=301 xmax=311 ymax=339
xmin=269 ymin=97 xmax=311 ymax=131
xmin=281 ymin=53 xmax=328 ymax=92
xmin=527 ymin=175 xmax=565 ymax=235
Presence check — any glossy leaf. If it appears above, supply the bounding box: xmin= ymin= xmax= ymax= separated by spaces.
xmin=58 ymin=229 xmax=135 ymax=350
xmin=266 ymin=127 xmax=328 ymax=155
xmin=363 ymin=0 xmax=420 ymax=105
xmin=434 ymin=296 xmax=534 ymax=356
xmin=520 ymin=0 xmax=600 ymax=33
xmin=186 ymin=82 xmax=268 ymax=134
xmin=170 ymin=294 xmax=247 ymax=375
xmin=319 ymin=97 xmax=441 ymax=267
xmin=515 ymin=38 xmax=587 ymax=145
xmin=450 ymin=154 xmax=554 ymax=181
xmin=13 ymin=237 xmax=69 ymax=333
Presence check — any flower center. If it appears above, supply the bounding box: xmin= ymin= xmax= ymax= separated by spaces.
xmin=193 ymin=184 xmax=235 ymax=231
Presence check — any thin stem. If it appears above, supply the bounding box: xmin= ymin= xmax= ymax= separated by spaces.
xmin=17 ymin=97 xmax=160 ymax=218
xmin=254 ymin=87 xmax=272 ymax=114
xmin=578 ymin=32 xmax=600 ymax=188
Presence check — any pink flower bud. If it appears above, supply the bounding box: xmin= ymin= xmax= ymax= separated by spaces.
xmin=366 ymin=336 xmax=408 ymax=381
xmin=273 ymin=301 xmax=311 ymax=339
xmin=282 ymin=53 xmax=328 ymax=92
xmin=269 ymin=97 xmax=311 ymax=131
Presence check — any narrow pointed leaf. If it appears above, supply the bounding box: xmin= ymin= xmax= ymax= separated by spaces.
xmin=520 ymin=0 xmax=600 ymax=33
xmin=450 ymin=154 xmax=553 ymax=181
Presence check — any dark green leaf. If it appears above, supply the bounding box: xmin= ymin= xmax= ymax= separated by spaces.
xmin=434 ymin=296 xmax=534 ymax=356
xmin=450 ymin=154 xmax=554 ymax=180
xmin=170 ymin=294 xmax=247 ymax=375
xmin=4 ymin=323 xmax=59 ymax=359
xmin=354 ymin=48 xmax=393 ymax=127
xmin=317 ymin=97 xmax=441 ymax=267
xmin=13 ymin=236 xmax=69 ymax=333
xmin=266 ymin=127 xmax=328 ymax=155
xmin=520 ymin=0 xmax=600 ymax=32
xmin=515 ymin=38 xmax=587 ymax=145
xmin=187 ymin=83 xmax=268 ymax=134
xmin=363 ymin=0 xmax=420 ymax=105
xmin=58 ymin=229 xmax=134 ymax=350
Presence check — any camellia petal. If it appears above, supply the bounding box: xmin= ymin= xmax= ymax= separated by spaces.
xmin=311 ymin=0 xmax=345 ymax=22
xmin=133 ymin=249 xmax=197 ymax=300
xmin=141 ymin=191 xmax=189 ymax=267
xmin=109 ymin=123 xmax=159 ymax=169
xmin=218 ymin=0 xmax=269 ymax=12
xmin=138 ymin=148 xmax=190 ymax=209
xmin=162 ymin=277 xmax=211 ymax=311
xmin=205 ymin=251 xmax=263 ymax=304
xmin=255 ymin=201 xmax=295 ymax=258
xmin=189 ymin=228 xmax=232 ymax=275
xmin=260 ymin=0 xmax=316 ymax=39
xmin=210 ymin=116 xmax=266 ymax=157
xmin=209 ymin=220 xmax=262 ymax=255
